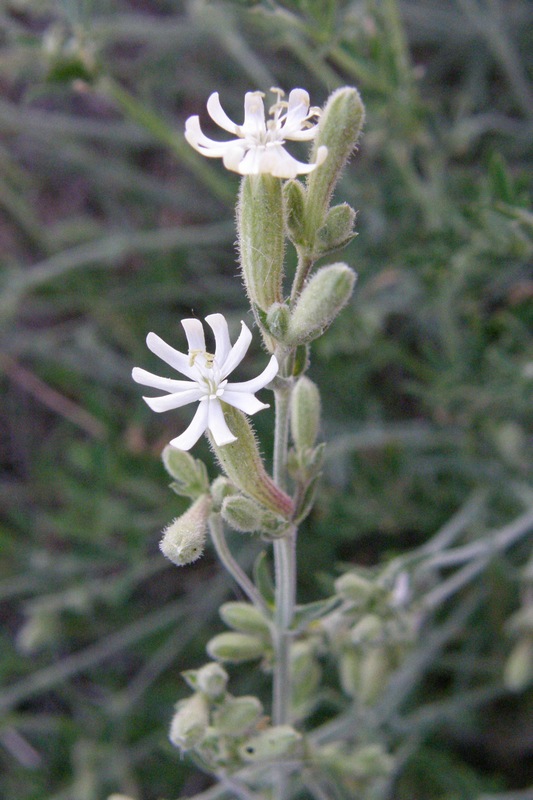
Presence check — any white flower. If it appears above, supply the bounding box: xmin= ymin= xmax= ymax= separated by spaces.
xmin=185 ymin=87 xmax=328 ymax=179
xmin=132 ymin=313 xmax=278 ymax=451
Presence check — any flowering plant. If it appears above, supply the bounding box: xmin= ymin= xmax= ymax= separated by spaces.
xmin=130 ymin=86 xmax=420 ymax=800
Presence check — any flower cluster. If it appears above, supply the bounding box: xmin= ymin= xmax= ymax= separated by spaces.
xmin=132 ymin=314 xmax=278 ymax=450
xmin=185 ymin=87 xmax=327 ymax=179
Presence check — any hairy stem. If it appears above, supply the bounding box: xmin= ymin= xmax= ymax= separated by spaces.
xmin=208 ymin=513 xmax=269 ymax=614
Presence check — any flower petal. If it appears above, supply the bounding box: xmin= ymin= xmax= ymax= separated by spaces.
xmin=282 ymin=88 xmax=311 ymax=133
xmin=184 ymin=116 xmax=239 ymax=157
xmin=207 ymin=399 xmax=238 ymax=446
xmin=242 ymin=91 xmax=267 ymax=138
xmin=146 ymin=332 xmax=197 ymax=379
xmin=205 ymin=313 xmax=232 ymax=365
xmin=222 ymin=143 xmax=247 ymax=173
xmin=219 ymin=321 xmax=252 ymax=377
xmin=169 ymin=401 xmax=209 ymax=451
xmin=222 ymin=390 xmax=269 ymax=416
xmin=227 ymin=355 xmax=278 ymax=394
xmin=132 ymin=367 xmax=195 ymax=393
xmin=206 ymin=92 xmax=240 ymax=134
xmin=181 ymin=318 xmax=205 ymax=353
xmin=143 ymin=388 xmax=203 ymax=413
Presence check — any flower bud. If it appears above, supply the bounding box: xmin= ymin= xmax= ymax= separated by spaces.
xmin=210 ymin=476 xmax=237 ymax=510
xmin=335 ymin=572 xmax=376 ymax=605
xmin=159 ymin=495 xmax=211 ymax=566
xmin=162 ymin=445 xmax=209 ymax=499
xmin=212 ymin=695 xmax=264 ymax=736
xmin=207 ymin=631 xmax=267 ymax=663
xmin=348 ymin=744 xmax=394 ymax=778
xmin=358 ymin=646 xmax=391 ymax=704
xmin=291 ymin=376 xmax=321 ymax=451
xmin=266 ymin=302 xmax=291 ymax=341
xmin=169 ymin=692 xmax=209 ymax=750
xmin=284 ymin=178 xmax=307 ymax=246
xmin=350 ymin=614 xmax=384 ymax=646
xmin=239 ymin=725 xmax=302 ymax=763
xmin=339 ymin=648 xmax=361 ymax=697
xmin=291 ymin=642 xmax=321 ymax=712
xmin=211 ymin=405 xmax=294 ymax=518
xmin=220 ymin=602 xmax=271 ymax=637
xmin=221 ymin=494 xmax=289 ymax=537
xmin=237 ymin=175 xmax=284 ymax=313
xmin=317 ymin=203 xmax=357 ymax=255
xmin=183 ymin=662 xmax=229 ymax=698
xmin=287 ymin=264 xmax=356 ymax=345
xmin=305 ymin=87 xmax=365 ymax=240
xmin=504 ymin=637 xmax=533 ymax=692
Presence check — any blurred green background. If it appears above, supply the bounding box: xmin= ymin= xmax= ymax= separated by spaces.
xmin=0 ymin=1 xmax=531 ymax=798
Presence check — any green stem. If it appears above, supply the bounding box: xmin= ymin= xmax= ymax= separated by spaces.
xmin=207 ymin=513 xmax=268 ymax=615
xmin=273 ymin=383 xmax=292 ymax=492
xmin=290 ymin=251 xmax=315 ymax=306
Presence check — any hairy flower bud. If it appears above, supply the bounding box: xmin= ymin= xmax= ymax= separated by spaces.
xmin=183 ymin=662 xmax=229 ymax=698
xmin=221 ymin=494 xmax=290 ymax=537
xmin=350 ymin=614 xmax=384 ymax=645
xmin=287 ymin=263 xmax=356 ymax=345
xmin=284 ymin=178 xmax=307 ymax=246
xmin=504 ymin=637 xmax=533 ymax=692
xmin=238 ymin=175 xmax=284 ymax=314
xmin=291 ymin=376 xmax=321 ymax=451
xmin=159 ymin=495 xmax=211 ymax=566
xmin=210 ymin=405 xmax=294 ymax=518
xmin=212 ymin=694 xmax=264 ymax=735
xmin=266 ymin=302 xmax=291 ymax=342
xmin=219 ymin=601 xmax=271 ymax=637
xmin=207 ymin=631 xmax=267 ymax=663
xmin=169 ymin=692 xmax=209 ymax=750
xmin=358 ymin=646 xmax=391 ymax=704
xmin=162 ymin=445 xmax=209 ymax=498
xmin=335 ymin=571 xmax=376 ymax=605
xmin=239 ymin=725 xmax=302 ymax=763
xmin=317 ymin=203 xmax=357 ymax=255
xmin=305 ymin=87 xmax=365 ymax=240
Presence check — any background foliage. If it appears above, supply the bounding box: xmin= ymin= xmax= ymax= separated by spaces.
xmin=0 ymin=1 xmax=531 ymax=798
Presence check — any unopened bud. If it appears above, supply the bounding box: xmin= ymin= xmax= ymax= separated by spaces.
xmin=219 ymin=602 xmax=271 ymax=637
xmin=287 ymin=264 xmax=356 ymax=345
xmin=183 ymin=662 xmax=229 ymax=698
xmin=239 ymin=725 xmax=302 ymax=763
xmin=159 ymin=495 xmax=211 ymax=566
xmin=169 ymin=692 xmax=209 ymax=750
xmin=221 ymin=494 xmax=289 ymax=537
xmin=335 ymin=572 xmax=376 ymax=605
xmin=349 ymin=744 xmax=394 ymax=778
xmin=306 ymin=87 xmax=365 ymax=239
xmin=266 ymin=302 xmax=290 ymax=341
xmin=207 ymin=631 xmax=267 ymax=663
xmin=350 ymin=614 xmax=384 ymax=645
xmin=504 ymin=637 xmax=533 ymax=692
xmin=291 ymin=642 xmax=321 ymax=710
xmin=210 ymin=476 xmax=237 ymax=510
xmin=238 ymin=175 xmax=284 ymax=313
xmin=162 ymin=445 xmax=209 ymax=498
xmin=358 ymin=646 xmax=390 ymax=704
xmin=284 ymin=178 xmax=307 ymax=246
xmin=211 ymin=405 xmax=293 ymax=518
xmin=213 ymin=695 xmax=263 ymax=735
xmin=317 ymin=203 xmax=356 ymax=255
xmin=291 ymin=376 xmax=321 ymax=451
xmin=339 ymin=649 xmax=361 ymax=697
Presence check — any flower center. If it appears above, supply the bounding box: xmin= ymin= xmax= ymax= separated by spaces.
xmin=190 ymin=350 xmax=227 ymax=400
